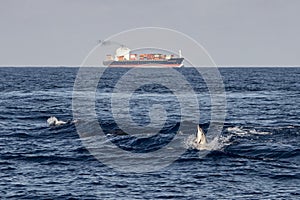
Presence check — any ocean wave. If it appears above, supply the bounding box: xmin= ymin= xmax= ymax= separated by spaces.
xmin=226 ymin=126 xmax=272 ymax=136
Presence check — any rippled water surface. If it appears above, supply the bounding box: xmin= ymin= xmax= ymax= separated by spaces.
xmin=0 ymin=67 xmax=299 ymax=199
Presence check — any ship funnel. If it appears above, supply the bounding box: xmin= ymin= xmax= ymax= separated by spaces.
xmin=179 ymin=50 xmax=182 ymax=58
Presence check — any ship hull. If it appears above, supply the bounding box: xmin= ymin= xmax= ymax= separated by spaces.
xmin=103 ymin=58 xmax=184 ymax=68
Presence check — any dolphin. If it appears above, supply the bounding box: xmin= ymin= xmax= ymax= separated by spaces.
xmin=195 ymin=125 xmax=207 ymax=145
xmin=47 ymin=116 xmax=67 ymax=126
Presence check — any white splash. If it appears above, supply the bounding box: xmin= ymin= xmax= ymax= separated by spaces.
xmin=47 ymin=116 xmax=67 ymax=126
xmin=227 ymin=126 xmax=271 ymax=136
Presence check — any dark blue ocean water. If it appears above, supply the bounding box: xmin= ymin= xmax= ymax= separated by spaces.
xmin=0 ymin=67 xmax=299 ymax=199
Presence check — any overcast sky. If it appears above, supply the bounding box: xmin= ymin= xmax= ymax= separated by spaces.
xmin=0 ymin=0 xmax=300 ymax=66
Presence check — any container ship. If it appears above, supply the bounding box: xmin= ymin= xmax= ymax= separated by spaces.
xmin=103 ymin=47 xmax=184 ymax=67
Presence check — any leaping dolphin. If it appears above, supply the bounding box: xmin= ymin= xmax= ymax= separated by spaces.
xmin=195 ymin=125 xmax=207 ymax=145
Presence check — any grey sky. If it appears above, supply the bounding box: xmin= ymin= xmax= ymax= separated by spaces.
xmin=0 ymin=0 xmax=299 ymax=66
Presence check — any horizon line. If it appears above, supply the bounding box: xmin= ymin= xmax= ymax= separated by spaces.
xmin=0 ymin=65 xmax=300 ymax=68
